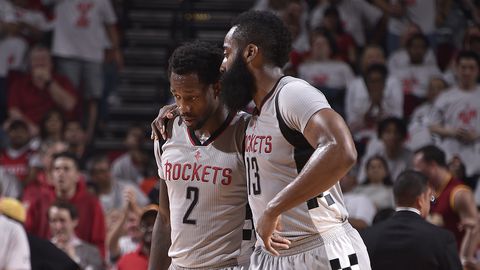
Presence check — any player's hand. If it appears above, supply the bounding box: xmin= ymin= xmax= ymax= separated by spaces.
xmin=151 ymin=104 xmax=179 ymax=140
xmin=256 ymin=210 xmax=291 ymax=256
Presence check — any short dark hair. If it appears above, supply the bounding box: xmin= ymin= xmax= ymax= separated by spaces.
xmin=406 ymin=33 xmax=429 ymax=49
xmin=50 ymin=200 xmax=78 ymax=220
xmin=86 ymin=154 xmax=110 ymax=172
xmin=52 ymin=151 xmax=80 ymax=170
xmin=393 ymin=170 xmax=428 ymax=206
xmin=377 ymin=117 xmax=407 ymax=140
xmin=167 ymin=41 xmax=223 ymax=86
xmin=456 ymin=50 xmax=480 ymax=67
xmin=414 ymin=145 xmax=448 ymax=168
xmin=7 ymin=119 xmax=28 ymax=131
xmin=231 ymin=10 xmax=292 ymax=67
xmin=365 ymin=63 xmax=388 ymax=81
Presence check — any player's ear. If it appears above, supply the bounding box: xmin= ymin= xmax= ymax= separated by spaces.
xmin=243 ymin=44 xmax=258 ymax=63
xmin=212 ymin=81 xmax=221 ymax=98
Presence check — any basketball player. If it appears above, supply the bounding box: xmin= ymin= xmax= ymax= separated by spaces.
xmin=219 ymin=11 xmax=371 ymax=269
xmin=148 ymin=42 xmax=254 ymax=270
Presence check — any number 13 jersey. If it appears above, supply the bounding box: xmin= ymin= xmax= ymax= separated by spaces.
xmin=154 ymin=112 xmax=254 ymax=268
xmin=245 ymin=76 xmax=349 ymax=248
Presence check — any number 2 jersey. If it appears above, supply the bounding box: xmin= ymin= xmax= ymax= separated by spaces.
xmin=154 ymin=112 xmax=254 ymax=268
xmin=245 ymin=76 xmax=349 ymax=247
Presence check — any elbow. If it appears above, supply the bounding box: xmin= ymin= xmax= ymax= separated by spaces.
xmin=337 ymin=138 xmax=357 ymax=170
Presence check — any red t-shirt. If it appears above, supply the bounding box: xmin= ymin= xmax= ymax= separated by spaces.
xmin=23 ymin=176 xmax=56 ymax=238
xmin=0 ymin=147 xmax=35 ymax=181
xmin=116 ymin=246 xmax=148 ymax=270
xmin=8 ymin=73 xmax=77 ymax=125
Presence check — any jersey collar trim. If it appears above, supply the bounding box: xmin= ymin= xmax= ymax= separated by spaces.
xmin=253 ymin=75 xmax=287 ymax=116
xmin=187 ymin=112 xmax=235 ymax=146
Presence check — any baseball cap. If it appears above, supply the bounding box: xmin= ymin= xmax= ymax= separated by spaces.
xmin=0 ymin=197 xmax=26 ymax=223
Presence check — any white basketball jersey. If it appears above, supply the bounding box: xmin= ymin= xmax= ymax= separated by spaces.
xmin=154 ymin=112 xmax=254 ymax=268
xmin=245 ymin=76 xmax=349 ymax=247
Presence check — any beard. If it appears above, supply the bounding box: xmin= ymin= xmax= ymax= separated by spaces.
xmin=220 ymin=53 xmax=256 ymax=112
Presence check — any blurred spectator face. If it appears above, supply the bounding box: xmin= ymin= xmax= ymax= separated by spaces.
xmin=124 ymin=211 xmax=141 ymax=241
xmin=400 ymin=23 xmax=421 ymax=47
xmin=310 ymin=34 xmax=331 ymax=60
xmin=456 ymin=58 xmax=479 ymax=88
xmin=366 ymin=157 xmax=388 ymax=184
xmin=43 ymin=111 xmax=64 ymax=137
xmin=90 ymin=159 xmax=111 ymax=186
xmin=64 ymin=121 xmax=86 ymax=146
xmin=7 ymin=123 xmax=30 ymax=149
xmin=361 ymin=47 xmax=385 ymax=73
xmin=125 ymin=127 xmax=144 ymax=150
xmin=30 ymin=47 xmax=52 ymax=71
xmin=407 ymin=37 xmax=427 ymax=65
xmin=52 ymin=157 xmax=79 ymax=194
xmin=366 ymin=70 xmax=385 ymax=100
xmin=381 ymin=123 xmax=403 ymax=152
xmin=49 ymin=206 xmax=77 ymax=243
xmin=426 ymin=77 xmax=447 ymax=103
xmin=140 ymin=212 xmax=156 ymax=249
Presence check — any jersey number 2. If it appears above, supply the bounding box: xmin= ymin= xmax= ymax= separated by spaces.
xmin=183 ymin=186 xmax=199 ymax=225
xmin=246 ymin=157 xmax=261 ymax=195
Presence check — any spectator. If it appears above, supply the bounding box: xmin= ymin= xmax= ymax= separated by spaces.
xmin=116 ymin=205 xmax=163 ymax=270
xmin=360 ymin=170 xmax=462 ymax=270
xmin=319 ymin=5 xmax=357 ymax=67
xmin=49 ymin=201 xmax=104 ymax=270
xmin=0 ymin=187 xmax=31 ymax=270
xmin=297 ymin=27 xmax=354 ymax=116
xmin=413 ymin=145 xmax=479 ymax=263
xmin=88 ymin=154 xmax=148 ymax=214
xmin=38 ymin=109 xmax=65 ymax=145
xmin=111 ymin=126 xmax=148 ymax=185
xmin=354 ymin=155 xmax=395 ymax=210
xmin=0 ymin=197 xmax=79 ymax=270
xmin=9 ymin=0 xmax=50 ymax=43
xmin=358 ymin=117 xmax=412 ymax=182
xmin=373 ymin=0 xmax=436 ymax=54
xmin=430 ymin=51 xmax=480 ymax=180
xmin=7 ymin=46 xmax=77 ymax=136
xmin=310 ymin=0 xmax=383 ymax=48
xmin=346 ymin=64 xmax=403 ymax=144
xmin=51 ymin=151 xmax=106 ymax=257
xmin=0 ymin=119 xmax=37 ymax=183
xmin=388 ymin=33 xmax=442 ymax=117
xmin=0 ymin=167 xmax=21 ymax=198
xmin=339 ymin=168 xmax=376 ymax=230
xmin=22 ymin=141 xmax=66 ymax=238
xmin=45 ymin=0 xmax=123 ymax=143
xmin=64 ymin=121 xmax=92 ymax=171
xmin=106 ymin=194 xmax=142 ymax=264
xmin=406 ymin=77 xmax=448 ymax=150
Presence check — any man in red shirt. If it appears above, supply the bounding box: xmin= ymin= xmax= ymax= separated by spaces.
xmin=7 ymin=46 xmax=77 ymax=135
xmin=51 ymin=151 xmax=106 ymax=258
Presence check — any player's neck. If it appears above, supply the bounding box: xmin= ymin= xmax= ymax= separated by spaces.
xmin=196 ymin=105 xmax=229 ymax=137
xmin=252 ymin=66 xmax=284 ymax=108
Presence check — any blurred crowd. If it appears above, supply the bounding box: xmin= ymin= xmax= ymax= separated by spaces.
xmin=1 ymin=0 xmax=480 ymax=269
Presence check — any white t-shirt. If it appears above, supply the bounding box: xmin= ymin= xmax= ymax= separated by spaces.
xmin=0 ymin=0 xmax=15 ymax=23
xmin=13 ymin=6 xmax=50 ymax=31
xmin=0 ymin=37 xmax=28 ymax=76
xmin=0 ymin=215 xmax=31 ymax=270
xmin=310 ymin=0 xmax=383 ymax=46
xmin=406 ymin=102 xmax=438 ymax=150
xmin=390 ymin=63 xmax=441 ymax=98
xmin=50 ymin=0 xmax=117 ymax=62
xmin=352 ymin=184 xmax=395 ymax=210
xmin=388 ymin=0 xmax=436 ymax=35
xmin=431 ymin=86 xmax=480 ymax=176
xmin=345 ymin=76 xmax=404 ymax=140
xmin=388 ymin=49 xmax=437 ymax=71
xmin=298 ymin=60 xmax=355 ymax=90
xmin=343 ymin=193 xmax=376 ymax=225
